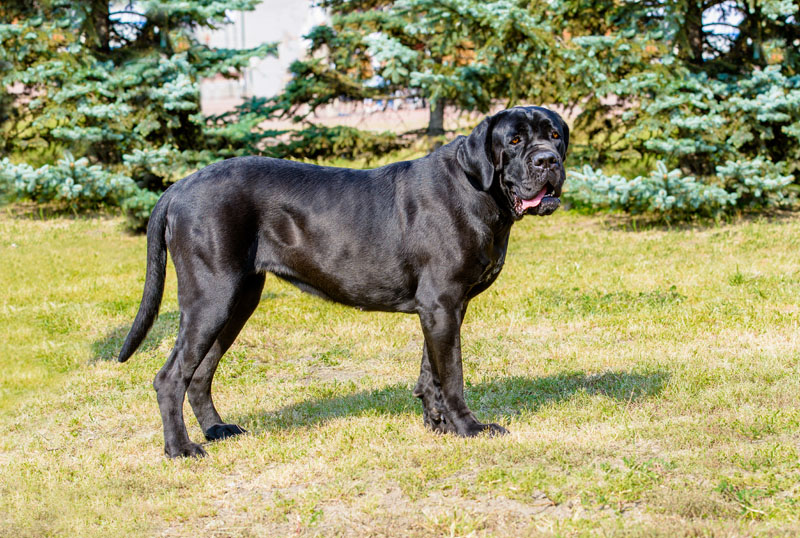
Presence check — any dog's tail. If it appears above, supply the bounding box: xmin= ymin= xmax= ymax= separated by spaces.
xmin=118 ymin=189 xmax=172 ymax=363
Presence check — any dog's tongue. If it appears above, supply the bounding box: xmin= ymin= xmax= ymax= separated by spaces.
xmin=519 ymin=187 xmax=548 ymax=210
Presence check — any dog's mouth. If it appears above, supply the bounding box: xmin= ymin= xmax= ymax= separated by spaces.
xmin=513 ymin=184 xmax=560 ymax=217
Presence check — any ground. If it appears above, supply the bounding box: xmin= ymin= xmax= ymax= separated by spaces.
xmin=1 ymin=209 xmax=799 ymax=536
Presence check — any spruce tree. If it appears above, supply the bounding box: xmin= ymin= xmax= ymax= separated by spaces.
xmin=4 ymin=1 xmax=800 ymax=220
xmin=554 ymin=0 xmax=800 ymax=214
xmin=0 ymin=0 xmax=275 ymax=223
xmin=279 ymin=0 xmax=558 ymax=136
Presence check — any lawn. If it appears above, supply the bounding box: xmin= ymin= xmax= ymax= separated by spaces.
xmin=1 ymin=207 xmax=799 ymax=536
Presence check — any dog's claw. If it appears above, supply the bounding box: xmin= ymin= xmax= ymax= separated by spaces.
xmin=422 ymin=407 xmax=507 ymax=437
xmin=457 ymin=420 xmax=509 ymax=437
xmin=484 ymin=422 xmax=509 ymax=436
xmin=166 ymin=442 xmax=207 ymax=459
xmin=422 ymin=405 xmax=456 ymax=434
xmin=427 ymin=417 xmax=452 ymax=434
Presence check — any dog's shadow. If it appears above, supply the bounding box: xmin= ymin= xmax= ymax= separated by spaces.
xmin=92 ymin=317 xmax=669 ymax=430
xmin=91 ymin=292 xmax=285 ymax=363
xmin=238 ymin=369 xmax=670 ymax=433
xmin=90 ymin=310 xmax=180 ymax=362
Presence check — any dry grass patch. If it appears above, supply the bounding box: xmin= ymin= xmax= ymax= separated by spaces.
xmin=2 ymin=210 xmax=800 ymax=536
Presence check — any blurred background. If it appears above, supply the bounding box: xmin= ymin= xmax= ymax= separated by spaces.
xmin=1 ymin=1 xmax=798 ymax=229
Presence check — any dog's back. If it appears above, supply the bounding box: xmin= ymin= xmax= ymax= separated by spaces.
xmin=163 ymin=156 xmax=456 ymax=313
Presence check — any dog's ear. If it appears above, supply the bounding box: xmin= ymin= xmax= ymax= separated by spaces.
xmin=558 ymin=116 xmax=570 ymax=160
xmin=456 ymin=116 xmax=497 ymax=190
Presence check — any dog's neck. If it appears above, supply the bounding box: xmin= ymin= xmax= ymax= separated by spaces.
xmin=427 ymin=138 xmax=515 ymax=241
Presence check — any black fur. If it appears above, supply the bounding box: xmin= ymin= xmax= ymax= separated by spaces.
xmin=118 ymin=106 xmax=570 ymax=458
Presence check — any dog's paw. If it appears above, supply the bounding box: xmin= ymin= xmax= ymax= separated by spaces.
xmin=458 ymin=420 xmax=509 ymax=438
xmin=204 ymin=423 xmax=247 ymax=441
xmin=425 ymin=416 xmax=451 ymax=434
xmin=165 ymin=442 xmax=207 ymax=459
xmin=482 ymin=422 xmax=509 ymax=436
xmin=422 ymin=406 xmax=454 ymax=434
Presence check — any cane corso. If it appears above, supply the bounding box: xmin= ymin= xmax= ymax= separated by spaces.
xmin=118 ymin=106 xmax=569 ymax=458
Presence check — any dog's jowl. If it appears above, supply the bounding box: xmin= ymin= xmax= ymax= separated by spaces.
xmin=118 ymin=106 xmax=570 ymax=458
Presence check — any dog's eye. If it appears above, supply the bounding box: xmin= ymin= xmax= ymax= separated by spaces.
xmin=510 ymin=136 xmax=520 ymax=145
xmin=552 ymin=131 xmax=560 ymax=139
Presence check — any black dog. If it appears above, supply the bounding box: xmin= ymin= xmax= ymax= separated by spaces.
xmin=118 ymin=106 xmax=569 ymax=458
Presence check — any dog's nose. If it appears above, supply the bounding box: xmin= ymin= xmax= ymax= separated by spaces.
xmin=532 ymin=151 xmax=559 ymax=169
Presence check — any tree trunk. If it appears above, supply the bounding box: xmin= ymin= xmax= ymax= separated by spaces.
xmin=88 ymin=0 xmax=110 ymax=54
xmin=427 ymin=98 xmax=445 ymax=136
xmin=680 ymin=1 xmax=705 ymax=67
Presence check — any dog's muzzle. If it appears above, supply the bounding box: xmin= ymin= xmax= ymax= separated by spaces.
xmin=515 ymin=152 xmax=563 ymax=217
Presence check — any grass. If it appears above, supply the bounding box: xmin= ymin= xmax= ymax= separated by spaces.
xmin=2 ymin=208 xmax=800 ymax=536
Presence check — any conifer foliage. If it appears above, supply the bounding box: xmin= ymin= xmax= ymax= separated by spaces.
xmin=2 ymin=1 xmax=800 ymax=221
xmin=559 ymin=0 xmax=800 ymax=215
xmin=281 ymin=0 xmax=800 ymax=215
xmin=0 ymin=0 xmax=281 ymax=226
xmin=281 ymin=0 xmax=559 ymax=135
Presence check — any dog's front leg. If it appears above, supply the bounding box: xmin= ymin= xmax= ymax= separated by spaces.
xmin=412 ymin=342 xmax=451 ymax=433
xmin=416 ymin=299 xmax=508 ymax=437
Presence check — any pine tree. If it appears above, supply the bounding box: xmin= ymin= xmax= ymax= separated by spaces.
xmin=0 ymin=0 xmax=275 ymax=223
xmin=554 ymin=0 xmax=799 ymax=171
xmin=279 ymin=0 xmax=558 ymax=136
xmin=4 ymin=1 xmax=799 ymax=220
xmin=283 ymin=1 xmax=798 ymax=183
xmin=555 ymin=0 xmax=800 ymax=214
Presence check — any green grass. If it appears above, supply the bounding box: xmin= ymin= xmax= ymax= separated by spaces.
xmin=2 ymin=208 xmax=800 ymax=536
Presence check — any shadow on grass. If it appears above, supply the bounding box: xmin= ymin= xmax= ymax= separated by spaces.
xmin=90 ymin=310 xmax=179 ymax=362
xmin=238 ymin=369 xmax=670 ymax=433
xmin=90 ymin=290 xmax=282 ymax=363
xmin=6 ymin=201 xmax=125 ymax=222
xmin=594 ymin=208 xmax=799 ymax=233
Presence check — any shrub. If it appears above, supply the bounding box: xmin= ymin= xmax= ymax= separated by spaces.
xmin=715 ymin=157 xmax=796 ymax=209
xmin=566 ymin=159 xmax=795 ymax=217
xmin=120 ymin=188 xmax=162 ymax=233
xmin=0 ymin=152 xmax=161 ymax=229
xmin=0 ymin=153 xmax=135 ymax=209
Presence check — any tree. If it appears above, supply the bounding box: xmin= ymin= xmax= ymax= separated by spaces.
xmin=553 ymin=0 xmax=800 ymax=214
xmin=0 ymin=0 xmax=275 ymax=223
xmin=1 ymin=0 xmax=413 ymax=226
xmin=3 ymin=1 xmax=799 ymax=221
xmin=285 ymin=0 xmax=798 ymax=174
xmin=279 ymin=0 xmax=558 ymax=136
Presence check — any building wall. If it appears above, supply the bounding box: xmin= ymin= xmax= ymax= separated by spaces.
xmin=197 ymin=1 xmax=327 ymax=113
xmin=194 ymin=1 xmax=476 ymax=133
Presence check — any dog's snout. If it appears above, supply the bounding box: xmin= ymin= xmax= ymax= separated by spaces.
xmin=532 ymin=151 xmax=559 ymax=169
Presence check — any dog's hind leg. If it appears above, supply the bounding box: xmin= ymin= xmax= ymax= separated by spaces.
xmin=153 ymin=278 xmax=245 ymax=458
xmin=188 ymin=273 xmax=265 ymax=442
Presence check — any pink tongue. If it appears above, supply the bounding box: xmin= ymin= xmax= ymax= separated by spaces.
xmin=520 ymin=187 xmax=548 ymax=210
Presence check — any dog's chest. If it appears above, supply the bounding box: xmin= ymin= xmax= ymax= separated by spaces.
xmin=470 ymin=225 xmax=511 ymax=287
xmin=478 ymin=250 xmax=505 ymax=284
xmin=457 ymin=220 xmax=504 ymax=285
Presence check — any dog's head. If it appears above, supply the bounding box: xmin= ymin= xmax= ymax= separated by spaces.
xmin=457 ymin=106 xmax=569 ymax=219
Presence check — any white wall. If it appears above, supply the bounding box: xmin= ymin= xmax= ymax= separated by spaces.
xmin=197 ymin=1 xmax=327 ymax=109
